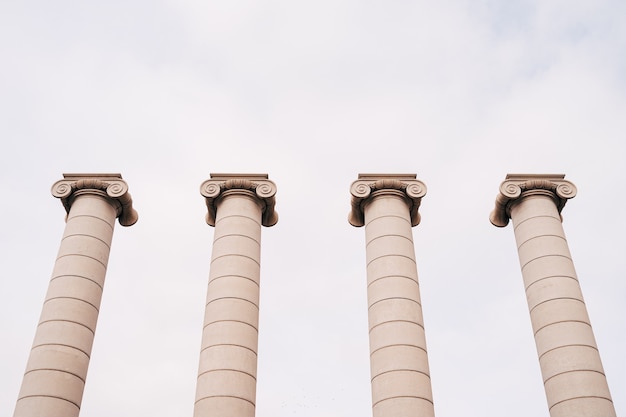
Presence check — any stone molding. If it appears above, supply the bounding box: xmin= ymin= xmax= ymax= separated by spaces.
xmin=349 ymin=174 xmax=427 ymax=227
xmin=490 ymin=174 xmax=577 ymax=227
xmin=200 ymin=173 xmax=278 ymax=227
xmin=51 ymin=173 xmax=138 ymax=226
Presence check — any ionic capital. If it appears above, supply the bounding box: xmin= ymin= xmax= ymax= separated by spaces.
xmin=51 ymin=173 xmax=138 ymax=226
xmin=349 ymin=174 xmax=427 ymax=227
xmin=490 ymin=174 xmax=577 ymax=227
xmin=200 ymin=173 xmax=278 ymax=227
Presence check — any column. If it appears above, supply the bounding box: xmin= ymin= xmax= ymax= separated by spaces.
xmin=349 ymin=174 xmax=434 ymax=417
xmin=490 ymin=174 xmax=616 ymax=417
xmin=195 ymin=174 xmax=278 ymax=417
xmin=14 ymin=174 xmax=138 ymax=417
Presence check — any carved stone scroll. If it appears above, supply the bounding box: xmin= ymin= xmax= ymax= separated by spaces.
xmin=200 ymin=173 xmax=278 ymax=227
xmin=489 ymin=174 xmax=576 ymax=227
xmin=349 ymin=173 xmax=426 ymax=227
xmin=51 ymin=173 xmax=138 ymax=226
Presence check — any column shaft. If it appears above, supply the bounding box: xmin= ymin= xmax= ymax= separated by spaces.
xmin=194 ymin=191 xmax=263 ymax=417
xmin=510 ymin=193 xmax=615 ymax=417
xmin=14 ymin=191 xmax=118 ymax=417
xmin=350 ymin=174 xmax=433 ymax=417
xmin=364 ymin=191 xmax=434 ymax=417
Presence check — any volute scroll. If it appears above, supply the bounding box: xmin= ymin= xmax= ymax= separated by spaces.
xmin=51 ymin=174 xmax=138 ymax=226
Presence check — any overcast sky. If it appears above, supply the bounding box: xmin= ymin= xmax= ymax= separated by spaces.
xmin=1 ymin=1 xmax=625 ymax=416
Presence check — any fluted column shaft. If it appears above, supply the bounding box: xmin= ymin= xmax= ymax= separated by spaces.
xmin=491 ymin=174 xmax=615 ymax=417
xmin=14 ymin=174 xmax=137 ymax=417
xmin=196 ymin=174 xmax=277 ymax=417
xmin=350 ymin=174 xmax=434 ymax=417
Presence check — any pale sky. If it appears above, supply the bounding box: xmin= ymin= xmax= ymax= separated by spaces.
xmin=1 ymin=1 xmax=625 ymax=416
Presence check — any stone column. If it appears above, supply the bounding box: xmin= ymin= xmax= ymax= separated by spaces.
xmin=14 ymin=174 xmax=138 ymax=417
xmin=349 ymin=174 xmax=434 ymax=417
xmin=195 ymin=174 xmax=278 ymax=417
xmin=490 ymin=174 xmax=616 ymax=417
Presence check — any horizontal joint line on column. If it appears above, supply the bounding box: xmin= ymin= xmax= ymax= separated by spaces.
xmin=525 ymin=274 xmax=579 ymax=291
xmin=371 ymin=344 xmax=428 ymax=356
xmin=61 ymin=233 xmax=111 ymax=249
xmin=200 ymin=344 xmax=257 ymax=355
xmin=521 ymin=254 xmax=572 ymax=271
xmin=369 ymin=297 xmax=421 ymax=310
xmin=216 ymin=214 xmax=261 ymax=227
xmin=529 ymin=297 xmax=585 ymax=314
xmin=539 ymin=344 xmax=598 ymax=360
xmin=24 ymin=367 xmax=86 ymax=383
xmin=367 ymin=254 xmax=416 ymax=268
xmin=38 ymin=319 xmax=95 ymax=335
xmin=513 ymin=214 xmax=561 ymax=231
xmin=366 ymin=234 xmax=413 ymax=248
xmin=17 ymin=394 xmax=81 ymax=409
xmin=370 ymin=320 xmax=424 ymax=333
xmin=211 ymin=254 xmax=260 ymax=267
xmin=194 ymin=395 xmax=255 ymax=407
xmin=372 ymin=395 xmax=433 ymax=408
xmin=368 ymin=275 xmax=419 ymax=288
xmin=549 ymin=395 xmax=614 ymax=410
xmin=67 ymin=214 xmax=114 ymax=230
xmin=365 ymin=215 xmax=411 ymax=228
xmin=31 ymin=343 xmax=91 ymax=358
xmin=50 ymin=274 xmax=104 ymax=290
xmin=203 ymin=320 xmax=258 ymax=332
xmin=213 ymin=233 xmax=260 ymax=246
xmin=44 ymin=296 xmax=99 ymax=312
xmin=209 ymin=274 xmax=260 ymax=287
xmin=206 ymin=297 xmax=259 ymax=309
xmin=543 ymin=369 xmax=607 ymax=385
xmin=371 ymin=368 xmax=430 ymax=382
xmin=56 ymin=253 xmax=107 ymax=269
xmin=534 ymin=320 xmax=591 ymax=336
xmin=517 ymin=234 xmax=566 ymax=251
xmin=197 ymin=368 xmax=257 ymax=381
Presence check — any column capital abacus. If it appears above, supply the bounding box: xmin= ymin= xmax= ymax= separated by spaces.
xmin=349 ymin=174 xmax=427 ymax=227
xmin=490 ymin=174 xmax=577 ymax=227
xmin=51 ymin=173 xmax=138 ymax=226
xmin=200 ymin=173 xmax=278 ymax=227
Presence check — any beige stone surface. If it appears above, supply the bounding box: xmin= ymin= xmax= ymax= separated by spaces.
xmin=491 ymin=174 xmax=616 ymax=417
xmin=32 ymin=321 xmax=96 ymax=356
xmin=367 ymin=276 xmax=420 ymax=307
xmin=25 ymin=345 xmax=90 ymax=381
xmin=14 ymin=397 xmax=79 ymax=417
xmin=195 ymin=370 xmax=257 ymax=403
xmin=370 ymin=345 xmax=430 ymax=376
xmin=544 ymin=370 xmax=612 ymax=409
xmin=201 ymin=321 xmax=259 ymax=353
xmin=198 ymin=345 xmax=258 ymax=378
xmin=521 ymin=256 xmax=578 ymax=288
xmin=549 ymin=396 xmax=617 ymax=417
xmin=350 ymin=174 xmax=434 ymax=417
xmin=194 ymin=396 xmax=256 ymax=417
xmin=530 ymin=298 xmax=590 ymax=333
xmin=539 ymin=345 xmax=605 ymax=380
xmin=369 ymin=321 xmax=427 ymax=353
xmin=534 ymin=321 xmax=597 ymax=356
xmin=525 ymin=276 xmax=583 ymax=309
xmin=372 ymin=370 xmax=433 ymax=405
xmin=195 ymin=174 xmax=277 ymax=417
xmin=205 ymin=276 xmax=260 ymax=307
xmin=14 ymin=174 xmax=136 ymax=417
xmin=373 ymin=397 xmax=434 ymax=417
xmin=19 ymin=370 xmax=84 ymax=407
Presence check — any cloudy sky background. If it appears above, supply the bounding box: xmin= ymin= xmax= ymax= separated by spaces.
xmin=1 ymin=1 xmax=625 ymax=416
